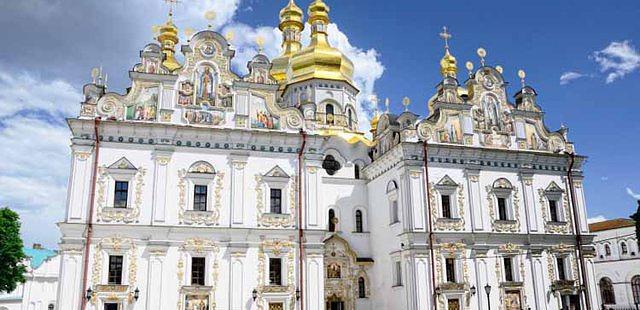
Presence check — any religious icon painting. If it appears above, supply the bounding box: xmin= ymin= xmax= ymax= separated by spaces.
xmin=195 ymin=65 xmax=218 ymax=106
xmin=177 ymin=81 xmax=194 ymax=106
xmin=441 ymin=117 xmax=463 ymax=143
xmin=250 ymin=96 xmax=279 ymax=130
xmin=183 ymin=109 xmax=225 ymax=126
xmin=200 ymin=42 xmax=216 ymax=57
xmin=126 ymin=87 xmax=158 ymax=121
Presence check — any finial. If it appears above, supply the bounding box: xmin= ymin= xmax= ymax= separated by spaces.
xmin=402 ymin=97 xmax=410 ymax=112
xmin=164 ymin=0 xmax=180 ymax=19
xmin=495 ymin=65 xmax=503 ymax=74
xmin=477 ymin=48 xmax=487 ymax=67
xmin=91 ymin=67 xmax=100 ymax=84
xmin=465 ymin=61 xmax=474 ymax=77
xmin=518 ymin=69 xmax=526 ymax=88
xmin=384 ymin=98 xmax=390 ymax=113
xmin=225 ymin=31 xmax=235 ymax=44
xmin=204 ymin=10 xmax=216 ymax=29
xmin=370 ymin=94 xmax=379 ymax=108
xmin=184 ymin=27 xmax=195 ymax=42
xmin=256 ymin=36 xmax=265 ymax=53
xmin=439 ymin=26 xmax=452 ymax=51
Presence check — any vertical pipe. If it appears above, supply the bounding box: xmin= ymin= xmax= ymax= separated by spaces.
xmin=566 ymin=152 xmax=591 ymax=310
xmin=423 ymin=141 xmax=438 ymax=310
xmin=79 ymin=118 xmax=101 ymax=310
xmin=297 ymin=130 xmax=307 ymax=310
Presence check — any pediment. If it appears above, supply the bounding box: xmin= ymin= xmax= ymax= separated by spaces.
xmin=108 ymin=157 xmax=137 ymax=170
xmin=264 ymin=165 xmax=289 ymax=178
xmin=436 ymin=175 xmax=458 ymax=187
xmin=545 ymin=181 xmax=564 ymax=193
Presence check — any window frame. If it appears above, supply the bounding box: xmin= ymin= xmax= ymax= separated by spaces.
xmin=269 ymin=188 xmax=283 ymax=214
xmin=599 ymin=277 xmax=616 ymax=304
xmin=441 ymin=194 xmax=452 ymax=219
xmin=503 ymin=257 xmax=514 ymax=282
xmin=107 ymin=255 xmax=124 ymax=285
xmin=355 ymin=209 xmax=364 ymax=233
xmin=269 ymin=257 xmax=283 ymax=286
xmin=556 ymin=256 xmax=567 ymax=281
xmin=193 ymin=184 xmax=208 ymax=212
xmin=190 ymin=256 xmax=206 ymax=286
xmin=358 ymin=277 xmax=366 ymax=298
xmin=445 ymin=257 xmax=457 ymax=283
xmin=113 ymin=181 xmax=129 ymax=209
xmin=393 ymin=260 xmax=403 ymax=286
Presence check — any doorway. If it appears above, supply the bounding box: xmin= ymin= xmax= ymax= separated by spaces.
xmin=326 ymin=300 xmax=344 ymax=310
xmin=447 ymin=299 xmax=460 ymax=310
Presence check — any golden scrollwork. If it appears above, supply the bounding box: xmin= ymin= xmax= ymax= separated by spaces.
xmin=96 ymin=167 xmax=146 ymax=223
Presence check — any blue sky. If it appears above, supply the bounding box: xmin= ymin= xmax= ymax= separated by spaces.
xmin=0 ymin=0 xmax=638 ymax=248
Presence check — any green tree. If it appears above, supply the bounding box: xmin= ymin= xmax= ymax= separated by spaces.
xmin=0 ymin=207 xmax=27 ymax=293
xmin=631 ymin=200 xmax=640 ymax=248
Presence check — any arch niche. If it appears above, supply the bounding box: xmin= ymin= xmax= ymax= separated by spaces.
xmin=324 ymin=235 xmax=372 ymax=310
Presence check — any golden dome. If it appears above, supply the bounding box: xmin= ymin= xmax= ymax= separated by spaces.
xmin=370 ymin=110 xmax=380 ymax=133
xmin=287 ymin=0 xmax=354 ymax=87
xmin=440 ymin=48 xmax=458 ymax=78
xmin=156 ymin=14 xmax=181 ymax=72
xmin=271 ymin=0 xmax=305 ymax=83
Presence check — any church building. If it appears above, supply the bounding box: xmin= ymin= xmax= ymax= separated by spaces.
xmin=55 ymin=1 xmax=598 ymax=309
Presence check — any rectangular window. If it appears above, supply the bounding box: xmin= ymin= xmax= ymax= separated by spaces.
xmin=504 ymin=257 xmax=514 ymax=282
xmin=556 ymin=257 xmax=566 ymax=280
xmin=193 ymin=185 xmax=208 ymax=211
xmin=441 ymin=195 xmax=452 ymax=219
xmin=270 ymin=189 xmax=282 ymax=214
xmin=549 ymin=200 xmax=559 ymax=222
xmin=108 ymin=255 xmax=123 ymax=285
xmin=104 ymin=304 xmax=119 ymax=310
xmin=113 ymin=181 xmax=129 ymax=209
xmin=269 ymin=258 xmax=282 ymax=285
xmin=394 ymin=261 xmax=403 ymax=286
xmin=391 ymin=200 xmax=399 ymax=223
xmin=191 ymin=257 xmax=206 ymax=285
xmin=445 ymin=258 xmax=456 ymax=283
xmin=497 ymin=197 xmax=508 ymax=220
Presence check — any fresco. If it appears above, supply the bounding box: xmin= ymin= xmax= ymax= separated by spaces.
xmin=441 ymin=117 xmax=463 ymax=143
xmin=126 ymin=87 xmax=158 ymax=121
xmin=250 ymin=96 xmax=279 ymax=129
xmin=196 ymin=65 xmax=217 ymax=106
xmin=183 ymin=109 xmax=225 ymax=126
xmin=177 ymin=81 xmax=194 ymax=106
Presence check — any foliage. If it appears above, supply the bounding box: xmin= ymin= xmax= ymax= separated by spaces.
xmin=0 ymin=207 xmax=27 ymax=293
xmin=631 ymin=200 xmax=640 ymax=248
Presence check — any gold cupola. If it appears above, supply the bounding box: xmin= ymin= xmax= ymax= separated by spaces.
xmin=288 ymin=0 xmax=354 ymax=87
xmin=271 ymin=0 xmax=305 ymax=83
xmin=156 ymin=12 xmax=182 ymax=72
xmin=439 ymin=27 xmax=457 ymax=78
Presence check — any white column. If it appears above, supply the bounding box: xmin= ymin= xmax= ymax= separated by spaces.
xmin=145 ymin=248 xmax=167 ymax=310
xmin=413 ymin=254 xmax=431 ymax=310
xmin=474 ymin=251 xmax=489 ymax=310
xmin=519 ymin=173 xmax=539 ymax=233
xmin=68 ymin=145 xmax=94 ymax=221
xmin=151 ymin=150 xmax=172 ymax=223
xmin=465 ymin=169 xmax=484 ymax=231
xmin=305 ymin=253 xmax=324 ymax=310
xmin=572 ymin=177 xmax=589 ymax=234
xmin=229 ymin=155 xmax=248 ymax=226
xmin=406 ymin=169 xmax=426 ymax=232
xmin=305 ymin=163 xmax=322 ymax=229
xmin=56 ymin=245 xmax=84 ymax=310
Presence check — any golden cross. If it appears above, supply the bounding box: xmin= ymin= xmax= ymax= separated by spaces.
xmin=164 ymin=0 xmax=181 ymax=17
xmin=439 ymin=26 xmax=452 ymax=49
xmin=402 ymin=97 xmax=410 ymax=112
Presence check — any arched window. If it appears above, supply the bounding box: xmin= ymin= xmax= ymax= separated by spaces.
xmin=355 ymin=210 xmax=363 ymax=233
xmin=599 ymin=277 xmax=616 ymax=304
xmin=328 ymin=209 xmax=336 ymax=232
xmin=632 ymin=275 xmax=640 ymax=305
xmin=326 ymin=104 xmax=335 ymax=125
xmin=358 ymin=277 xmax=366 ymax=298
xmin=48 ymin=305 xmax=54 ymax=310
xmin=387 ymin=180 xmax=399 ymax=224
xmin=621 ymin=242 xmax=628 ymax=255
xmin=605 ymin=244 xmax=612 ymax=256
xmin=348 ymin=109 xmax=353 ymax=129
xmin=354 ymin=164 xmax=360 ymax=179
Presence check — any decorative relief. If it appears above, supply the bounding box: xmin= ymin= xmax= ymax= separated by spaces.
xmin=177 ymin=238 xmax=220 ymax=310
xmin=74 ymin=151 xmax=91 ymax=161
xmin=430 ymin=183 xmax=466 ymax=231
xmin=96 ymin=166 xmax=146 ymax=223
xmin=485 ymin=185 xmax=521 ymax=233
xmin=254 ymin=175 xmax=296 ymax=228
xmin=177 ymin=169 xmax=223 ymax=226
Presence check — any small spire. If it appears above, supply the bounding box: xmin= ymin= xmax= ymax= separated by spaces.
xmin=184 ymin=27 xmax=195 ymax=42
xmin=402 ymin=97 xmax=410 ymax=112
xmin=384 ymin=98 xmax=390 ymax=113
xmin=465 ymin=61 xmax=474 ymax=78
xmin=439 ymin=26 xmax=452 ymax=51
xmin=256 ymin=36 xmax=265 ymax=53
xmin=204 ymin=10 xmax=216 ymax=29
xmin=477 ymin=48 xmax=487 ymax=67
xmin=439 ymin=26 xmax=457 ymax=78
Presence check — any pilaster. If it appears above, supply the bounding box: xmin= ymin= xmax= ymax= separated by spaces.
xmin=229 ymin=154 xmax=249 ymax=226
xmin=519 ymin=171 xmax=539 ymax=232
xmin=151 ymin=149 xmax=173 ymax=223
xmin=465 ymin=168 xmax=484 ymax=231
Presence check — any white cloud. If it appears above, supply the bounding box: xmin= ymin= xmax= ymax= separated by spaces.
xmin=600 ymin=176 xmax=609 ymax=181
xmin=587 ymin=215 xmax=608 ymax=224
xmin=0 ymin=69 xmax=81 ymax=248
xmin=559 ymin=71 xmax=586 ymax=85
xmin=181 ymin=0 xmax=241 ymax=31
xmin=592 ymin=40 xmax=640 ymax=83
xmin=627 ymin=187 xmax=640 ymax=200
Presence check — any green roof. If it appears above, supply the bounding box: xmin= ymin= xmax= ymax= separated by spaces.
xmin=23 ymin=247 xmax=57 ymax=269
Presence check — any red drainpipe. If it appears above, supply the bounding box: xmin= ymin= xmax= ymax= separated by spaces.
xmin=423 ymin=141 xmax=438 ymax=310
xmin=565 ymin=152 xmax=591 ymax=310
xmin=297 ymin=130 xmax=307 ymax=310
xmin=79 ymin=118 xmax=101 ymax=310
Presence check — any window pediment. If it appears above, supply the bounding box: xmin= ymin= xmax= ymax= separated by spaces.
xmin=545 ymin=181 xmax=564 ymax=194
xmin=435 ymin=175 xmax=458 ymax=190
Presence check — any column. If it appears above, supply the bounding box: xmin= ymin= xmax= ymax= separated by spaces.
xmin=465 ymin=168 xmax=484 ymax=231
xmin=406 ymin=168 xmax=426 ymax=232
xmin=305 ymin=158 xmax=323 ymax=229
xmin=305 ymin=253 xmax=324 ymax=310
xmin=68 ymin=144 xmax=94 ymax=221
xmin=229 ymin=154 xmax=248 ymax=226
xmin=56 ymin=245 xmax=84 ymax=310
xmin=473 ymin=250 xmax=489 ymax=310
xmin=519 ymin=172 xmax=539 ymax=233
xmin=229 ymin=251 xmax=246 ymax=310
xmin=572 ymin=176 xmax=589 ymax=234
xmin=152 ymin=149 xmax=173 ymax=223
xmin=145 ymin=247 xmax=167 ymax=310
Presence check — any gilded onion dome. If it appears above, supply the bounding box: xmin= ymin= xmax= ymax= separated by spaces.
xmin=156 ymin=13 xmax=181 ymax=72
xmin=288 ymin=0 xmax=354 ymax=86
xmin=440 ymin=48 xmax=458 ymax=78
xmin=370 ymin=110 xmax=381 ymax=135
xmin=271 ymin=0 xmax=305 ymax=83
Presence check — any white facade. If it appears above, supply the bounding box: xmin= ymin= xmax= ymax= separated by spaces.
xmin=52 ymin=1 xmax=599 ymax=310
xmin=591 ymin=219 xmax=640 ymax=309
xmin=0 ymin=247 xmax=59 ymax=310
